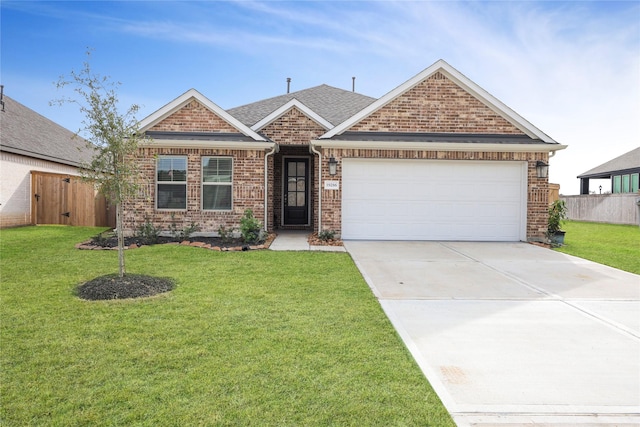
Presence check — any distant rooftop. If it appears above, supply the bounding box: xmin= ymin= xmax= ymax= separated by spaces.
xmin=0 ymin=95 xmax=93 ymax=167
xmin=227 ymin=84 xmax=376 ymax=128
xmin=577 ymin=146 xmax=640 ymax=179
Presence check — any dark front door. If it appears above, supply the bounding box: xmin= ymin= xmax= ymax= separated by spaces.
xmin=283 ymin=158 xmax=309 ymax=225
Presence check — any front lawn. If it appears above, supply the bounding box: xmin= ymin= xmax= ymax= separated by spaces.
xmin=555 ymin=221 xmax=640 ymax=274
xmin=0 ymin=226 xmax=453 ymax=426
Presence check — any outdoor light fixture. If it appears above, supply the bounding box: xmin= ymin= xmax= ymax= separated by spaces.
xmin=328 ymin=156 xmax=338 ymax=176
xmin=536 ymin=160 xmax=549 ymax=179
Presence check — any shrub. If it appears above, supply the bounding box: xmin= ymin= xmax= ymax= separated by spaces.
xmin=174 ymin=222 xmax=200 ymax=241
xmin=136 ymin=218 xmax=161 ymax=244
xmin=168 ymin=213 xmax=200 ymax=240
xmin=548 ymin=200 xmax=568 ymax=235
xmin=240 ymin=209 xmax=263 ymax=244
xmin=217 ymin=225 xmax=235 ymax=245
xmin=318 ymin=229 xmax=336 ymax=241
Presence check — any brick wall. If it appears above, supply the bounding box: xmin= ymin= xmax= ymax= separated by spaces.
xmin=350 ymin=72 xmax=524 ymax=134
xmin=318 ymin=149 xmax=549 ymax=242
xmin=123 ymin=147 xmax=267 ymax=235
xmin=260 ymin=107 xmax=325 ymax=229
xmin=261 ymin=107 xmax=326 ymax=145
xmin=151 ymin=100 xmax=238 ymax=133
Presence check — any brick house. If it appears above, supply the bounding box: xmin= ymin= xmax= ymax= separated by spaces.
xmin=126 ymin=60 xmax=566 ymax=241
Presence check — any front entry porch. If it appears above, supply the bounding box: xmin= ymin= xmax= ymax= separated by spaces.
xmin=272 ymin=146 xmax=316 ymax=231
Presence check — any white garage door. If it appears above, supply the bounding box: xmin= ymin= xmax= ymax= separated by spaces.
xmin=342 ymin=159 xmax=526 ymax=241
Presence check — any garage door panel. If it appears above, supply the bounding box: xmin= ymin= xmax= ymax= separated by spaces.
xmin=342 ymin=159 xmax=525 ymax=241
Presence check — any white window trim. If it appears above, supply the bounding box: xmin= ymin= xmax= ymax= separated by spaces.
xmin=201 ymin=156 xmax=233 ymax=211
xmin=156 ymin=155 xmax=187 ymax=211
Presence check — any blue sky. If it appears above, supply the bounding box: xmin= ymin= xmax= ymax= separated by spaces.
xmin=2 ymin=1 xmax=639 ymax=194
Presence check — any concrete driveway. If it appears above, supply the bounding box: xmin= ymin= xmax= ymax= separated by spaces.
xmin=345 ymin=241 xmax=640 ymax=426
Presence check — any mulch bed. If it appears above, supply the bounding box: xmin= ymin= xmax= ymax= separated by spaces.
xmin=77 ymin=233 xmax=276 ymax=251
xmin=77 ymin=274 xmax=174 ymax=300
xmin=308 ymin=233 xmax=344 ymax=246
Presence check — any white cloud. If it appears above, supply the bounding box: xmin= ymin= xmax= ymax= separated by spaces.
xmin=6 ymin=0 xmax=637 ymax=194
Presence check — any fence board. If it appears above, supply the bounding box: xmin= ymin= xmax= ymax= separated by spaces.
xmin=561 ymin=193 xmax=640 ymax=225
xmin=30 ymin=171 xmax=114 ymax=227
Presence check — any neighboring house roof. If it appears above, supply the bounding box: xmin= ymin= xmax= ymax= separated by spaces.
xmin=227 ymin=84 xmax=376 ymax=128
xmin=320 ymin=59 xmax=561 ymax=149
xmin=577 ymin=146 xmax=640 ymax=179
xmin=0 ymin=95 xmax=93 ymax=167
xmin=140 ymin=89 xmax=274 ymax=148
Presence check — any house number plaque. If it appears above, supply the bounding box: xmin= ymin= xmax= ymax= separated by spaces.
xmin=324 ymin=181 xmax=339 ymax=190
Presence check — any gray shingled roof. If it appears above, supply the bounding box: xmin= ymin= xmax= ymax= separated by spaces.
xmin=577 ymin=146 xmax=640 ymax=178
xmin=0 ymin=95 xmax=93 ymax=167
xmin=227 ymin=84 xmax=376 ymax=127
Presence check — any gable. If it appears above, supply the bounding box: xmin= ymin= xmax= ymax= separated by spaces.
xmin=349 ymin=72 xmax=524 ymax=135
xmin=260 ymin=106 xmax=326 ymax=145
xmin=251 ymin=99 xmax=332 ymax=132
xmin=150 ymin=99 xmax=239 ymax=133
xmin=322 ymin=59 xmax=558 ymax=144
xmin=138 ymin=89 xmax=268 ymax=142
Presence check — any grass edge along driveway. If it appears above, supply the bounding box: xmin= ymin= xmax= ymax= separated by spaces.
xmin=0 ymin=226 xmax=454 ymax=426
xmin=555 ymin=221 xmax=640 ymax=275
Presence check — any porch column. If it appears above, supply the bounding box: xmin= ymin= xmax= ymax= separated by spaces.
xmin=580 ymin=178 xmax=590 ymax=195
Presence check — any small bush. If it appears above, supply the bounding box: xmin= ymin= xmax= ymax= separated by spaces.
xmin=136 ymin=218 xmax=161 ymax=244
xmin=217 ymin=225 xmax=235 ymax=245
xmin=168 ymin=213 xmax=200 ymax=240
xmin=548 ymin=199 xmax=567 ymax=236
xmin=175 ymin=222 xmax=200 ymax=241
xmin=318 ymin=229 xmax=336 ymax=241
xmin=240 ymin=209 xmax=263 ymax=244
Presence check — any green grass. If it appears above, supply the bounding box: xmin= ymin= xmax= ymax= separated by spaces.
xmin=0 ymin=226 xmax=453 ymax=426
xmin=555 ymin=221 xmax=640 ymax=274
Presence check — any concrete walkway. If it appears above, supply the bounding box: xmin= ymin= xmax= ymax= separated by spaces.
xmin=269 ymin=230 xmax=346 ymax=252
xmin=345 ymin=241 xmax=640 ymax=427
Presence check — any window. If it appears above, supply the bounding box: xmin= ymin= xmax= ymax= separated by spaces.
xmin=156 ymin=156 xmax=187 ymax=210
xmin=202 ymin=157 xmax=232 ymax=210
xmin=613 ymin=175 xmax=622 ymax=193
xmin=632 ymin=174 xmax=639 ymax=193
xmin=622 ymin=174 xmax=631 ymax=193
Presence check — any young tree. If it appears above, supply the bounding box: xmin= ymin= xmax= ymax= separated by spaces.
xmin=53 ymin=52 xmax=145 ymax=277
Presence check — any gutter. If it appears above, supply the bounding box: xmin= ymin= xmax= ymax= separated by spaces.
xmin=139 ymin=139 xmax=276 ymax=150
xmin=309 ymin=143 xmax=322 ymax=233
xmin=264 ymin=144 xmax=279 ymax=232
xmin=311 ymin=140 xmax=567 ymax=153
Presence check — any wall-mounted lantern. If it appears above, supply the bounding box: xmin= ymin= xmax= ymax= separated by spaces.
xmin=328 ymin=156 xmax=338 ymax=176
xmin=536 ymin=160 xmax=549 ymax=179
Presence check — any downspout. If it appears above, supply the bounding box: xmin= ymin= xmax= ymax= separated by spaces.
xmin=309 ymin=142 xmax=322 ymax=233
xmin=264 ymin=144 xmax=278 ymax=232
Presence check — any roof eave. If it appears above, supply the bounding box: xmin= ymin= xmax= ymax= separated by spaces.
xmin=1 ymin=145 xmax=86 ymax=168
xmin=311 ymin=139 xmax=567 ymax=153
xmin=578 ymin=166 xmax=640 ymax=179
xmin=139 ymin=139 xmax=276 ymax=150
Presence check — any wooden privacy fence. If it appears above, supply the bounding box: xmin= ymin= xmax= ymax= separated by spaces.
xmin=31 ymin=171 xmax=115 ymax=227
xmin=560 ymin=193 xmax=640 ymax=226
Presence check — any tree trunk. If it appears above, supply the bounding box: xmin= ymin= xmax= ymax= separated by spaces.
xmin=116 ymin=202 xmax=126 ymax=277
